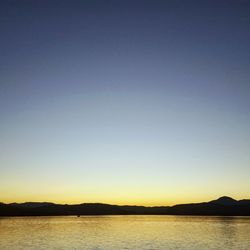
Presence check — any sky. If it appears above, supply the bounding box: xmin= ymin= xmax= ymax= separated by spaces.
xmin=0 ymin=0 xmax=249 ymax=206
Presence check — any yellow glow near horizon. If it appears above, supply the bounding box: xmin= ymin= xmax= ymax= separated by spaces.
xmin=1 ymin=183 xmax=249 ymax=206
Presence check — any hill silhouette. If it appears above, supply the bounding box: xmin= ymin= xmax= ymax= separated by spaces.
xmin=1 ymin=197 xmax=250 ymax=216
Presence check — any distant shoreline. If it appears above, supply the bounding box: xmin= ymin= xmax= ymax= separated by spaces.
xmin=1 ymin=196 xmax=250 ymax=217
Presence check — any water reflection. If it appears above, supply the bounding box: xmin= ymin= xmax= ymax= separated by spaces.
xmin=0 ymin=216 xmax=249 ymax=249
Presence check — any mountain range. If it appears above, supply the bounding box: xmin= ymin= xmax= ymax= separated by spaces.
xmin=1 ymin=196 xmax=250 ymax=216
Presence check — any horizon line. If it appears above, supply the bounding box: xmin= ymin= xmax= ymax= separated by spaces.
xmin=3 ymin=196 xmax=249 ymax=207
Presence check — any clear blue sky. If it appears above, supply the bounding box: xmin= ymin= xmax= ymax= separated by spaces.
xmin=0 ymin=0 xmax=249 ymax=205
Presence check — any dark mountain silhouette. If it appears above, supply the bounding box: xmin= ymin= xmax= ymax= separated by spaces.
xmin=238 ymin=199 xmax=250 ymax=205
xmin=209 ymin=196 xmax=238 ymax=205
xmin=10 ymin=202 xmax=55 ymax=208
xmin=1 ymin=197 xmax=249 ymax=216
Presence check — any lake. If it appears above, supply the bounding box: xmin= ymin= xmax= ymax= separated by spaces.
xmin=0 ymin=215 xmax=249 ymax=249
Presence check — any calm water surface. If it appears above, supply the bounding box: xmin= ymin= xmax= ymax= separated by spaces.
xmin=0 ymin=215 xmax=250 ymax=249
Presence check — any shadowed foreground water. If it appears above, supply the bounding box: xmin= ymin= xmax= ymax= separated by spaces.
xmin=0 ymin=215 xmax=250 ymax=249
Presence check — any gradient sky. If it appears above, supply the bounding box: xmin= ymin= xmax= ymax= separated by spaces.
xmin=0 ymin=0 xmax=249 ymax=205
